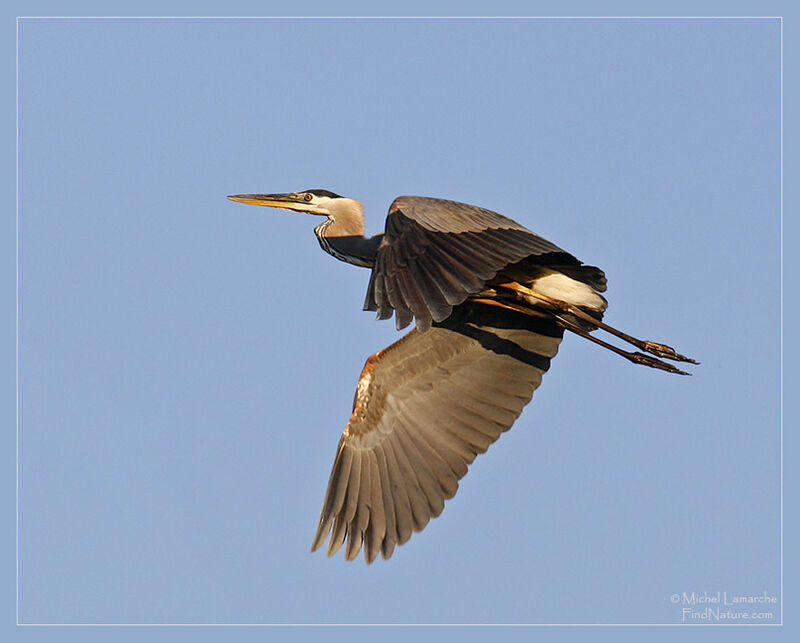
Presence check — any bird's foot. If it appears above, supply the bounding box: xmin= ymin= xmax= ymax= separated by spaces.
xmin=641 ymin=341 xmax=698 ymax=364
xmin=630 ymin=351 xmax=692 ymax=375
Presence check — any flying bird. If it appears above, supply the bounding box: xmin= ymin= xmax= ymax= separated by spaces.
xmin=228 ymin=190 xmax=696 ymax=563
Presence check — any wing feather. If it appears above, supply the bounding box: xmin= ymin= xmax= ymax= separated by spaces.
xmin=345 ymin=454 xmax=371 ymax=561
xmin=445 ymin=230 xmax=511 ymax=265
xmin=310 ymin=439 xmax=353 ymax=552
xmin=413 ymin=257 xmax=472 ymax=305
xmin=432 ymin=234 xmax=498 ymax=280
xmin=374 ymin=446 xmax=398 ymax=559
xmin=341 ymin=448 xmax=362 ymax=526
xmin=363 ymin=450 xmax=385 ymax=564
xmin=401 ymin=422 xmax=459 ymax=498
xmin=381 ymin=263 xmax=404 ymax=312
xmin=394 ymin=423 xmax=446 ymax=517
xmin=419 ymin=248 xmax=486 ymax=295
xmin=312 ymin=302 xmax=564 ymax=562
xmin=403 ymin=257 xmax=453 ymax=318
xmin=327 ymin=516 xmax=347 ymax=557
xmin=387 ymin=432 xmax=432 ymax=531
xmin=384 ymin=436 xmax=427 ymax=536
xmin=365 ymin=196 xmax=585 ymax=330
xmin=393 ymin=262 xmax=429 ymax=323
xmin=406 ymin=419 xmax=472 ymax=478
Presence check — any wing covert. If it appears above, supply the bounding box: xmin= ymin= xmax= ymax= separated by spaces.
xmin=311 ymin=302 xmax=564 ymax=563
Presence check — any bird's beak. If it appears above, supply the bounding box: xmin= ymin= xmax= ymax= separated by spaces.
xmin=227 ymin=193 xmax=318 ymax=214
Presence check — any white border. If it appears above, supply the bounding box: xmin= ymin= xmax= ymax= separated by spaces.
xmin=15 ymin=12 xmax=20 ymax=629
xmin=779 ymin=14 xmax=784 ymax=626
xmin=15 ymin=15 xmax=785 ymax=19
xmin=15 ymin=15 xmax=784 ymax=628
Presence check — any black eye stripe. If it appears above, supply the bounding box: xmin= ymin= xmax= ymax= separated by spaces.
xmin=303 ymin=189 xmax=343 ymax=199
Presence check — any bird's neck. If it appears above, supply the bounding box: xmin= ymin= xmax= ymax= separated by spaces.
xmin=314 ymin=199 xmax=382 ymax=268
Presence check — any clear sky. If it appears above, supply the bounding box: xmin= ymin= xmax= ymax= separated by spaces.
xmin=8 ymin=1 xmax=791 ymax=640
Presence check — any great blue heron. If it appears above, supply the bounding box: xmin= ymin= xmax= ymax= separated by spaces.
xmin=228 ymin=189 xmax=696 ymax=563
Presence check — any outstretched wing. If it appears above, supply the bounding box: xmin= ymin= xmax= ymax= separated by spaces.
xmin=311 ymin=303 xmax=564 ymax=563
xmin=364 ymin=196 xmax=581 ymax=332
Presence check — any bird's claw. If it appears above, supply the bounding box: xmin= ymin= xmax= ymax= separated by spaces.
xmin=642 ymin=341 xmax=698 ymax=364
xmin=631 ymin=352 xmax=691 ymax=375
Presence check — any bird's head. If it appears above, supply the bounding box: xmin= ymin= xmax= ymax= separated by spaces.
xmin=227 ymin=189 xmax=353 ymax=217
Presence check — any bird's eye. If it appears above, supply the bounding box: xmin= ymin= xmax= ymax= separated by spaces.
xmin=304 ymin=193 xmax=313 ymax=202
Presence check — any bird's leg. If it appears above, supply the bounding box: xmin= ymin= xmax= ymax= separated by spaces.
xmin=471 ymin=294 xmax=689 ymax=374
xmin=496 ymin=282 xmax=697 ymax=365
xmin=553 ymin=314 xmax=692 ymax=375
xmin=469 ymin=296 xmax=552 ymax=320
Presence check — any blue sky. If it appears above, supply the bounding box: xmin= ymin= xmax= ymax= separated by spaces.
xmin=6 ymin=1 xmax=794 ymax=641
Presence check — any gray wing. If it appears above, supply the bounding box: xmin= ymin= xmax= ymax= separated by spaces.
xmin=311 ymin=303 xmax=564 ymax=563
xmin=364 ymin=196 xmax=581 ymax=332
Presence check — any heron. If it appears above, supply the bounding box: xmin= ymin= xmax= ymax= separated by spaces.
xmin=228 ymin=189 xmax=696 ymax=563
